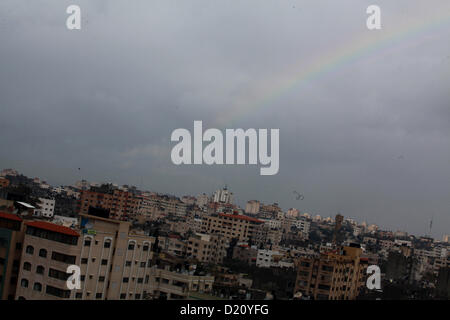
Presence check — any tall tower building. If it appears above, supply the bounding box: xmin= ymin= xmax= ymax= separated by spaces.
xmin=213 ymin=186 xmax=233 ymax=204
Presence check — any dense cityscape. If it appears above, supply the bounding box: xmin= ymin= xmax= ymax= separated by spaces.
xmin=0 ymin=168 xmax=448 ymax=300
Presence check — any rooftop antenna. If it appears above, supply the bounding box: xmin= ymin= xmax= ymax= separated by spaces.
xmin=428 ymin=214 xmax=433 ymax=238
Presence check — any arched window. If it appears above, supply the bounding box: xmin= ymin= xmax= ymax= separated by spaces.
xmin=36 ymin=265 xmax=44 ymax=275
xmin=26 ymin=245 xmax=34 ymax=255
xmin=23 ymin=262 xmax=31 ymax=271
xmin=38 ymin=249 xmax=47 ymax=258
xmin=128 ymin=243 xmax=135 ymax=250
xmin=33 ymin=282 xmax=42 ymax=292
xmin=20 ymin=279 xmax=28 ymax=288
xmin=104 ymin=240 xmax=111 ymax=248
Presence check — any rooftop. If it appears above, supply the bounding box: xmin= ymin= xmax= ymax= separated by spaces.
xmin=0 ymin=211 xmax=23 ymax=222
xmin=25 ymin=220 xmax=80 ymax=237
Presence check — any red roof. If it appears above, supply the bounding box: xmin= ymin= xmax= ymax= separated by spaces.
xmin=218 ymin=213 xmax=263 ymax=223
xmin=0 ymin=211 xmax=22 ymax=222
xmin=26 ymin=221 xmax=80 ymax=237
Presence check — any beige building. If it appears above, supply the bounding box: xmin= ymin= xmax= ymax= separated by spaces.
xmin=148 ymin=267 xmax=214 ymax=300
xmin=186 ymin=233 xmax=229 ymax=264
xmin=0 ymin=212 xmax=25 ymax=300
xmin=245 ymin=200 xmax=260 ymax=215
xmin=78 ymin=187 xmax=140 ymax=221
xmin=76 ymin=213 xmax=156 ymax=300
xmin=202 ymin=213 xmax=264 ymax=243
xmin=294 ymin=245 xmax=369 ymax=300
xmin=15 ymin=221 xmax=81 ymax=300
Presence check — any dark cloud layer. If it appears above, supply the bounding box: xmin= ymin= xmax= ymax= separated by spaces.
xmin=1 ymin=0 xmax=449 ymax=237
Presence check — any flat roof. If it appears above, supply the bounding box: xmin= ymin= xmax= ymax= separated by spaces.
xmin=0 ymin=211 xmax=23 ymax=222
xmin=26 ymin=221 xmax=80 ymax=237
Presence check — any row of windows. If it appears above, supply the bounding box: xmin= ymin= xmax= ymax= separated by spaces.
xmin=25 ymin=246 xmax=76 ymax=265
xmin=25 ymin=246 xmax=48 ymax=258
xmin=21 ymin=281 xmax=74 ymax=298
xmin=83 ymin=239 xmax=149 ymax=252
xmin=20 ymin=279 xmax=42 ymax=292
xmin=23 ymin=262 xmax=70 ymax=281
xmin=23 ymin=262 xmax=45 ymax=274
xmin=26 ymin=226 xmax=78 ymax=246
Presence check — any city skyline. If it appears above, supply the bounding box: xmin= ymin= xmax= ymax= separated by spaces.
xmin=0 ymin=167 xmax=446 ymax=241
xmin=1 ymin=1 xmax=450 ymax=239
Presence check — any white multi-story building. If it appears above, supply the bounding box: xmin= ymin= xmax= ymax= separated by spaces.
xmin=213 ymin=187 xmax=233 ymax=204
xmin=256 ymin=249 xmax=281 ymax=268
xmin=262 ymin=219 xmax=282 ymax=229
xmin=292 ymin=218 xmax=310 ymax=235
xmin=34 ymin=198 xmax=55 ymax=218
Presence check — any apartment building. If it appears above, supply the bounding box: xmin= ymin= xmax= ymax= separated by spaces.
xmin=142 ymin=194 xmax=188 ymax=217
xmin=34 ymin=198 xmax=55 ymax=218
xmin=245 ymin=200 xmax=260 ymax=215
xmin=15 ymin=221 xmax=81 ymax=300
xmin=202 ymin=213 xmax=264 ymax=243
xmin=148 ymin=266 xmax=214 ymax=300
xmin=256 ymin=249 xmax=282 ymax=268
xmin=158 ymin=234 xmax=187 ymax=258
xmin=78 ymin=186 xmax=140 ymax=221
xmin=294 ymin=245 xmax=369 ymax=300
xmin=0 ymin=212 xmax=25 ymax=300
xmin=76 ymin=213 xmax=155 ymax=300
xmin=186 ymin=233 xmax=229 ymax=264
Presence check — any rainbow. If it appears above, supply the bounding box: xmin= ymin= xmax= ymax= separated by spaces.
xmin=217 ymin=8 xmax=450 ymax=126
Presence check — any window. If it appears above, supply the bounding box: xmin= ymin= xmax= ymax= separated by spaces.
xmin=26 ymin=245 xmax=34 ymax=255
xmin=128 ymin=243 xmax=135 ymax=250
xmin=143 ymin=245 xmax=149 ymax=251
xmin=76 ymin=293 xmax=82 ymax=299
xmin=84 ymin=239 xmax=91 ymax=246
xmin=36 ymin=265 xmax=45 ymax=275
xmin=45 ymin=285 xmax=70 ymax=298
xmin=33 ymin=282 xmax=42 ymax=292
xmin=101 ymin=259 xmax=108 ymax=265
xmin=21 ymin=279 xmax=29 ymax=288
xmin=120 ymin=293 xmax=126 ymax=300
xmin=140 ymin=262 xmax=146 ymax=268
xmin=104 ymin=241 xmax=111 ymax=248
xmin=99 ymin=276 xmax=105 ymax=282
xmin=125 ymin=261 xmax=131 ymax=267
xmin=96 ymin=293 xmax=102 ymax=299
xmin=122 ymin=277 xmax=129 ymax=283
xmin=81 ymin=258 xmax=88 ymax=264
xmin=51 ymin=252 xmax=76 ymax=264
xmin=137 ymin=278 xmax=143 ymax=284
xmin=48 ymin=268 xmax=70 ymax=281
xmin=135 ymin=294 xmax=141 ymax=300
xmin=23 ymin=262 xmax=31 ymax=271
xmin=39 ymin=249 xmax=47 ymax=258
xmin=26 ymin=226 xmax=78 ymax=246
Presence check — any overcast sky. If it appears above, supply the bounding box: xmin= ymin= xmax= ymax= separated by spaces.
xmin=1 ymin=1 xmax=449 ymax=238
